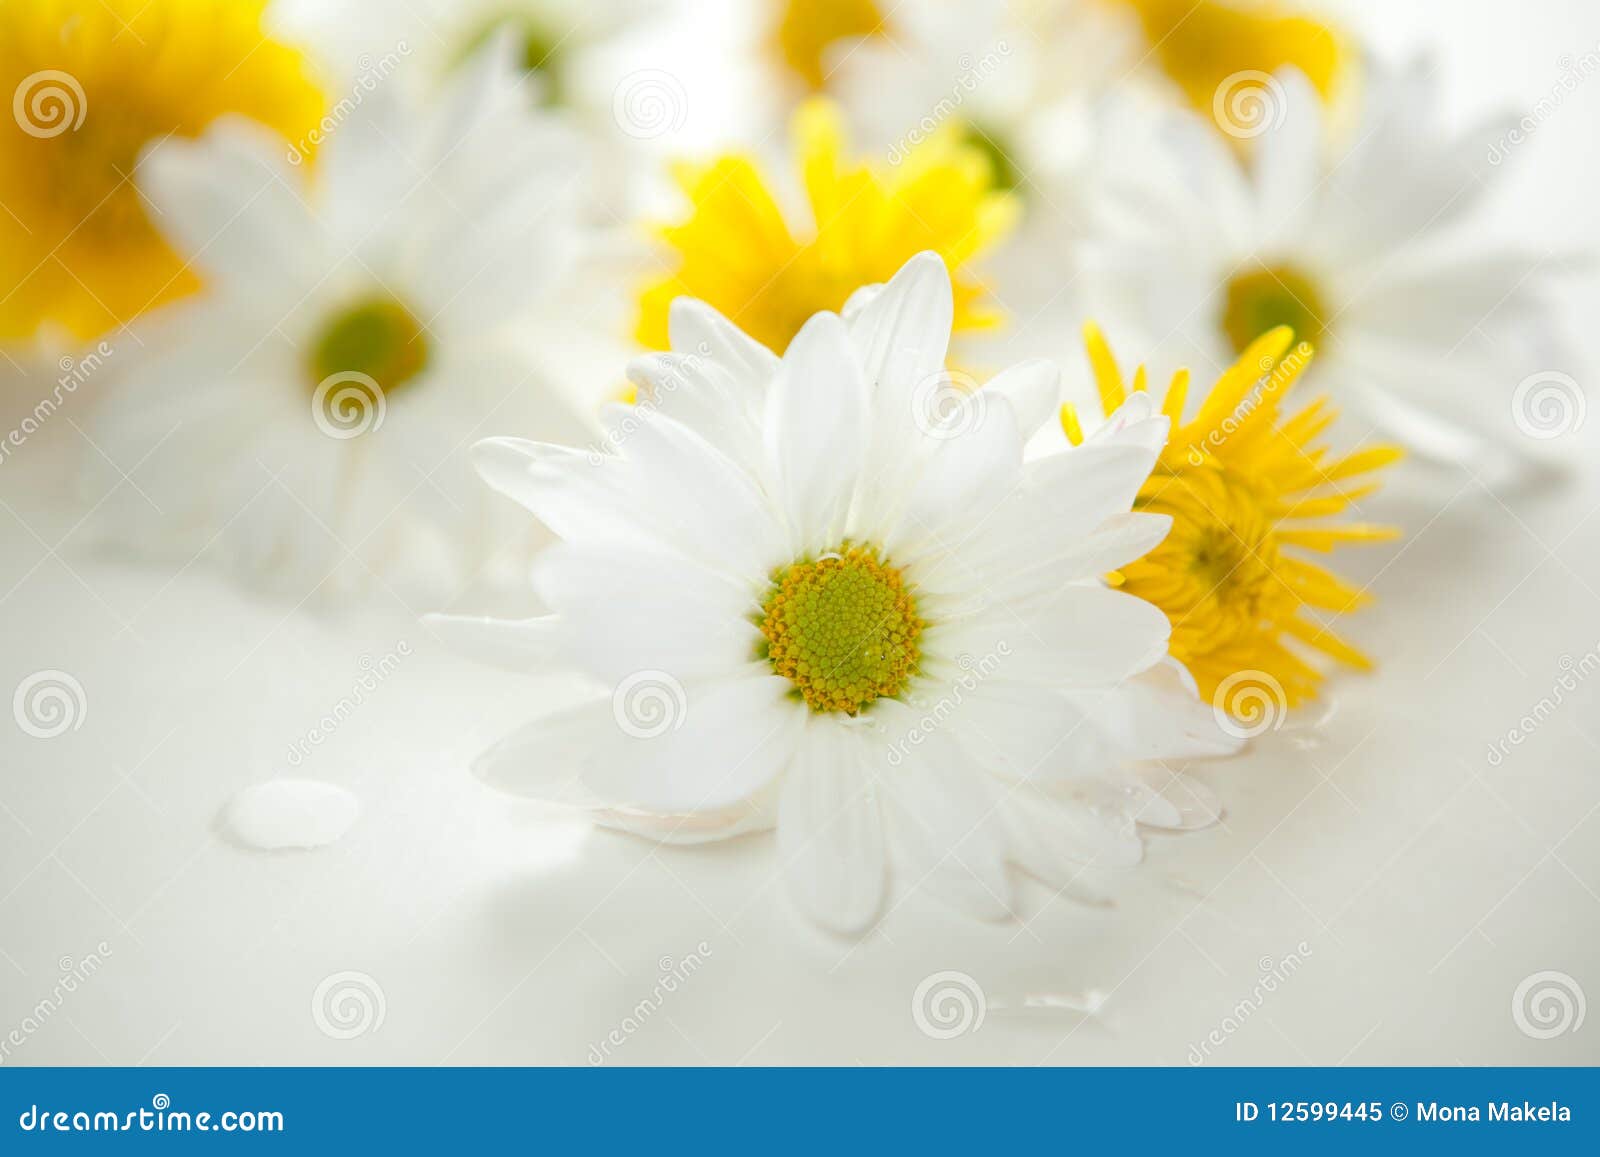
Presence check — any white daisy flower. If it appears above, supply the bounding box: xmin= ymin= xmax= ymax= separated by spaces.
xmin=91 ymin=40 xmax=594 ymax=596
xmin=430 ymin=252 xmax=1238 ymax=933
xmin=1082 ymin=62 xmax=1568 ymax=472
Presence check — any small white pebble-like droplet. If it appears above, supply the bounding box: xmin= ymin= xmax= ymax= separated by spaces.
xmin=223 ymin=779 xmax=359 ymax=851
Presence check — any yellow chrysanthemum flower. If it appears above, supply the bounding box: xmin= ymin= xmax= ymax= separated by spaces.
xmin=1117 ymin=0 xmax=1348 ymax=125
xmin=0 ymin=0 xmax=323 ymax=341
xmin=635 ymin=98 xmax=1019 ymax=355
xmin=1062 ymin=323 xmax=1401 ymax=708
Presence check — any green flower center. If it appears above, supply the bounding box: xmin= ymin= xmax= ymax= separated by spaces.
xmin=960 ymin=121 xmax=1022 ymax=193
xmin=1219 ymin=264 xmax=1329 ymax=355
xmin=759 ymin=546 xmax=923 ymax=715
xmin=307 ymin=295 xmax=429 ymax=393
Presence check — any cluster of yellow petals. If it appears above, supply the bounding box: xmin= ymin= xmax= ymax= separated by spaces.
xmin=0 ymin=0 xmax=324 ymax=341
xmin=635 ymin=98 xmax=1018 ymax=356
xmin=1064 ymin=324 xmax=1401 ymax=706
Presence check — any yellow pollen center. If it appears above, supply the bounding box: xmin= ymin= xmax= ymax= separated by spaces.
xmin=307 ymin=295 xmax=430 ymax=393
xmin=759 ymin=547 xmax=923 ymax=715
xmin=1220 ymin=264 xmax=1329 ymax=356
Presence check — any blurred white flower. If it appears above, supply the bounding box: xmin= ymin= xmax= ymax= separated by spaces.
xmin=1082 ymin=61 xmax=1569 ymax=473
xmin=89 ymin=39 xmax=597 ymax=598
xmin=430 ymin=252 xmax=1237 ymax=933
xmin=276 ymin=0 xmax=666 ymax=218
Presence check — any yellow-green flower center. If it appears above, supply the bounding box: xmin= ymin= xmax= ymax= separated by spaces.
xmin=1220 ymin=264 xmax=1329 ymax=356
xmin=307 ymin=295 xmax=429 ymax=393
xmin=960 ymin=121 xmax=1023 ymax=193
xmin=759 ymin=547 xmax=923 ymax=714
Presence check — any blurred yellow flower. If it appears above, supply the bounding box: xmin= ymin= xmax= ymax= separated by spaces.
xmin=0 ymin=0 xmax=323 ymax=342
xmin=771 ymin=0 xmax=890 ymax=92
xmin=1062 ymin=324 xmax=1400 ymax=707
xmin=636 ymin=98 xmax=1018 ymax=355
xmin=1118 ymin=0 xmax=1347 ymax=124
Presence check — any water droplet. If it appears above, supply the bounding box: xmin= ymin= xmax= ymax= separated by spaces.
xmin=222 ymin=779 xmax=359 ymax=851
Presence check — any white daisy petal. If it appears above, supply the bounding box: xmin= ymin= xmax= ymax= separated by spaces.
xmin=876 ymin=718 xmax=1012 ymax=920
xmin=765 ymin=311 xmax=869 ymax=551
xmin=667 ymin=296 xmax=781 ymax=398
xmin=423 ymin=613 xmax=563 ymax=673
xmin=582 ymin=675 xmax=803 ymax=812
xmin=778 ymin=727 xmax=888 ymax=934
xmin=982 ymin=360 xmax=1061 ymax=440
